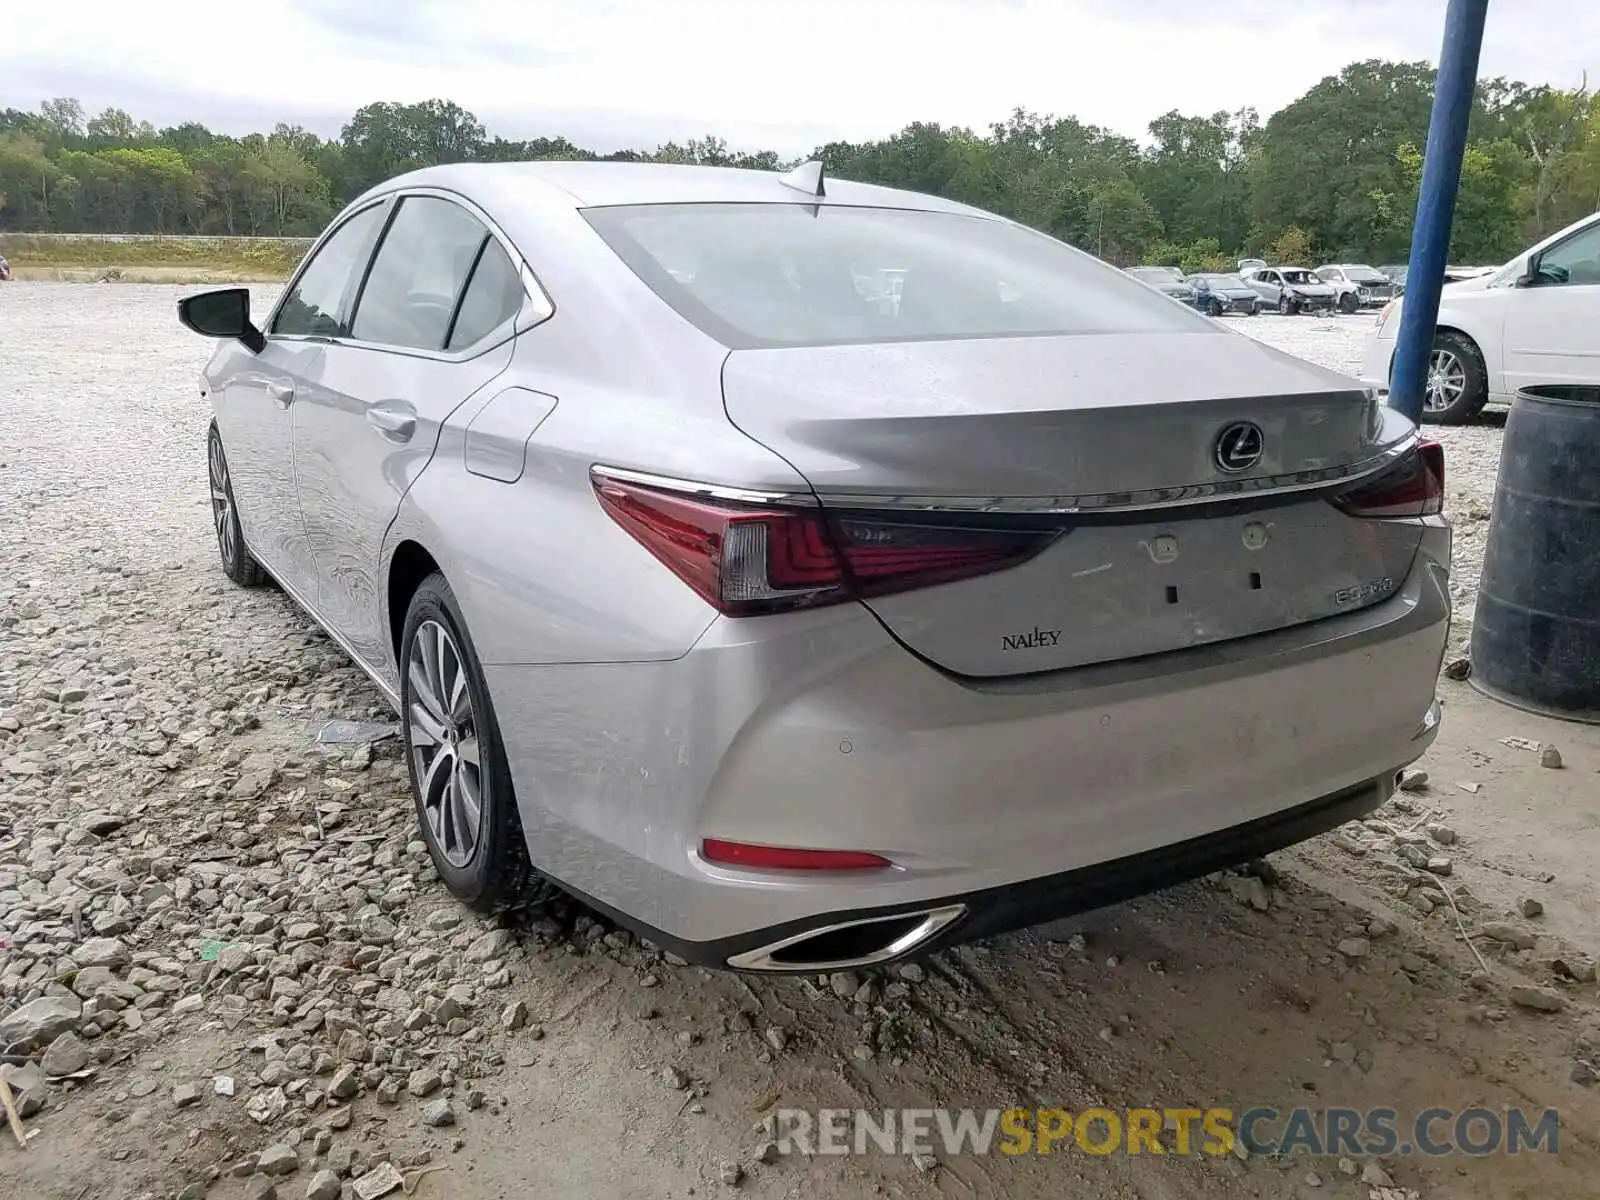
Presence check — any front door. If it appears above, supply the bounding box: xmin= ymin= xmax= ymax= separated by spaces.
xmin=217 ymin=201 xmax=390 ymax=599
xmin=290 ymin=193 xmax=530 ymax=684
xmin=1502 ymin=217 xmax=1600 ymax=394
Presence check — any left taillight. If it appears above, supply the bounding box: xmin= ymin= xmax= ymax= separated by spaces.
xmin=592 ymin=473 xmax=1054 ymax=617
xmin=1332 ymin=441 xmax=1444 ymax=519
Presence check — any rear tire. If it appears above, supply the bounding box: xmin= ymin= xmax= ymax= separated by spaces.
xmin=1420 ymin=330 xmax=1490 ymax=426
xmin=400 ymin=572 xmax=555 ymax=913
xmin=207 ymin=423 xmax=267 ymax=588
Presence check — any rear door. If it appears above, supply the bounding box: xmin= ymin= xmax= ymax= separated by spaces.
xmin=289 ymin=193 xmax=532 ymax=680
xmin=1501 ymin=216 xmax=1600 ymax=393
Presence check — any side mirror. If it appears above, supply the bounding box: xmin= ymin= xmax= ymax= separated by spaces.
xmin=178 ymin=288 xmax=266 ymax=353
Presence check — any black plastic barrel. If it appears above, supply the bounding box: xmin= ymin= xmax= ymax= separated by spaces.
xmin=1470 ymin=384 xmax=1600 ymax=722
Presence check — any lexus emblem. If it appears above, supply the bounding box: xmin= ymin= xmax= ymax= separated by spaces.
xmin=1214 ymin=421 xmax=1264 ymax=473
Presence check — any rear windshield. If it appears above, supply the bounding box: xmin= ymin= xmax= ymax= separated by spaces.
xmin=582 ymin=202 xmax=1208 ymax=350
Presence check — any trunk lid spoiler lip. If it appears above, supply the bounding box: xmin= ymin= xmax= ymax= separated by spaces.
xmin=591 ymin=426 xmax=1421 ymax=519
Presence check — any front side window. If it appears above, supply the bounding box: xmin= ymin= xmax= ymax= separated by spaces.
xmin=583 ymin=203 xmax=1210 ymax=350
xmin=272 ymin=204 xmax=386 ymax=338
xmin=351 ymin=196 xmax=493 ymax=350
xmin=1535 ymin=222 xmax=1600 ymax=287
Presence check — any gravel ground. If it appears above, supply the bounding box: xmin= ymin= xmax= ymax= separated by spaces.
xmin=2 ymin=286 xmax=1598 ymax=1200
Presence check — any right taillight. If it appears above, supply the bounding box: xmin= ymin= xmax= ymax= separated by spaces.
xmin=592 ymin=472 xmax=1055 ymax=616
xmin=1332 ymin=442 xmax=1444 ymax=519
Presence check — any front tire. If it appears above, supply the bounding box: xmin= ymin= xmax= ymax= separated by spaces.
xmin=208 ymin=423 xmax=267 ymax=587
xmin=1278 ymin=294 xmax=1296 ymax=316
xmin=400 ymin=572 xmax=551 ymax=912
xmin=1338 ymin=292 xmax=1360 ymax=314
xmin=1208 ymin=298 xmax=1225 ymax=317
xmin=1420 ymin=330 xmax=1490 ymax=425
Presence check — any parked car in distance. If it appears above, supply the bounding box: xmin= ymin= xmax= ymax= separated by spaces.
xmin=1187 ymin=272 xmax=1260 ymax=316
xmin=1244 ymin=266 xmax=1340 ymax=315
xmin=1123 ymin=265 xmax=1195 ymax=303
xmin=1361 ymin=208 xmax=1600 ymax=423
xmin=177 ymin=159 xmax=1450 ymax=973
xmin=1377 ymin=264 xmax=1409 ymax=294
xmin=1238 ymin=258 xmax=1267 ymax=275
xmin=1315 ymin=264 xmax=1395 ymax=311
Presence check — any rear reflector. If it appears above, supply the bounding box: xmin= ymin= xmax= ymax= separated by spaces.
xmin=1332 ymin=441 xmax=1444 ymax=519
xmin=701 ymin=839 xmax=891 ymax=871
xmin=593 ymin=474 xmax=1054 ymax=616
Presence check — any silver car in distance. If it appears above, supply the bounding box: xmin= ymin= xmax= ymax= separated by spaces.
xmin=178 ymin=160 xmax=1451 ymax=973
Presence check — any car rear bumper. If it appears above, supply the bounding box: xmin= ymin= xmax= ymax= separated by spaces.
xmin=596 ymin=768 xmax=1404 ymax=971
xmin=487 ymin=521 xmax=1450 ymax=968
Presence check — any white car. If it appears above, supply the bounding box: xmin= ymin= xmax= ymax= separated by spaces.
xmin=1360 ymin=210 xmax=1600 ymax=423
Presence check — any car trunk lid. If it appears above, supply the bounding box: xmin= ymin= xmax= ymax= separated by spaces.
xmin=721 ymin=331 xmax=1425 ymax=677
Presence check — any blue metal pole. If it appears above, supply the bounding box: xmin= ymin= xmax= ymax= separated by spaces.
xmin=1387 ymin=0 xmax=1491 ymax=424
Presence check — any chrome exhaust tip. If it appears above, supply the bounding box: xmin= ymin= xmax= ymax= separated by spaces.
xmin=725 ymin=904 xmax=966 ymax=972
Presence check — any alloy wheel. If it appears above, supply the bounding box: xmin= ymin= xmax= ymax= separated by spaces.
xmin=407 ymin=619 xmax=484 ymax=868
xmin=208 ymin=435 xmax=237 ymax=570
xmin=1424 ymin=349 xmax=1466 ymax=413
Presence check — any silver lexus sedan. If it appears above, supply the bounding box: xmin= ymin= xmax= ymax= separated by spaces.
xmin=178 ymin=160 xmax=1451 ymax=973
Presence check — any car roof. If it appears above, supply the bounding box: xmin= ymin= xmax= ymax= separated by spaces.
xmin=354 ymin=160 xmax=992 ymax=217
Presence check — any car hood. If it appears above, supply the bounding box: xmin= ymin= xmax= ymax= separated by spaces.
xmin=1442 ymin=272 xmax=1499 ymax=295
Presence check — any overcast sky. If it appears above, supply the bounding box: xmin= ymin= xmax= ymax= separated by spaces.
xmin=7 ymin=0 xmax=1597 ymax=154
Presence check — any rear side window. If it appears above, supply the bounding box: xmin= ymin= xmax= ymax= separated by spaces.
xmin=583 ymin=202 xmax=1209 ymax=350
xmin=273 ymin=204 xmax=386 ymax=337
xmin=447 ymin=240 xmax=524 ymax=350
xmin=351 ymin=196 xmax=491 ymax=350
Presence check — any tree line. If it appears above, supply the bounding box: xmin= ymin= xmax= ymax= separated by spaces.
xmin=2 ymin=60 xmax=1596 ymax=269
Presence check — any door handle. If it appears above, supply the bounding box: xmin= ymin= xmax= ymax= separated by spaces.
xmin=266 ymin=381 xmax=294 ymax=408
xmin=367 ymin=401 xmax=417 ymax=443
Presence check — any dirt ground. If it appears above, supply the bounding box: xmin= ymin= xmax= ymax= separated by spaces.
xmin=2 ymin=284 xmax=1597 ymax=1200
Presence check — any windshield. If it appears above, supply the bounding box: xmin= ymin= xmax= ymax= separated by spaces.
xmin=584 ymin=203 xmax=1207 ymax=349
xmin=1280 ymin=269 xmax=1319 ymax=285
xmin=1204 ymin=274 xmax=1249 ymax=288
xmin=1128 ymin=268 xmax=1178 ymax=284
xmin=1344 ymin=266 xmax=1386 ymax=283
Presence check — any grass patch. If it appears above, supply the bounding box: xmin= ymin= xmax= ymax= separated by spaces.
xmin=1 ymin=234 xmax=309 ymax=280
